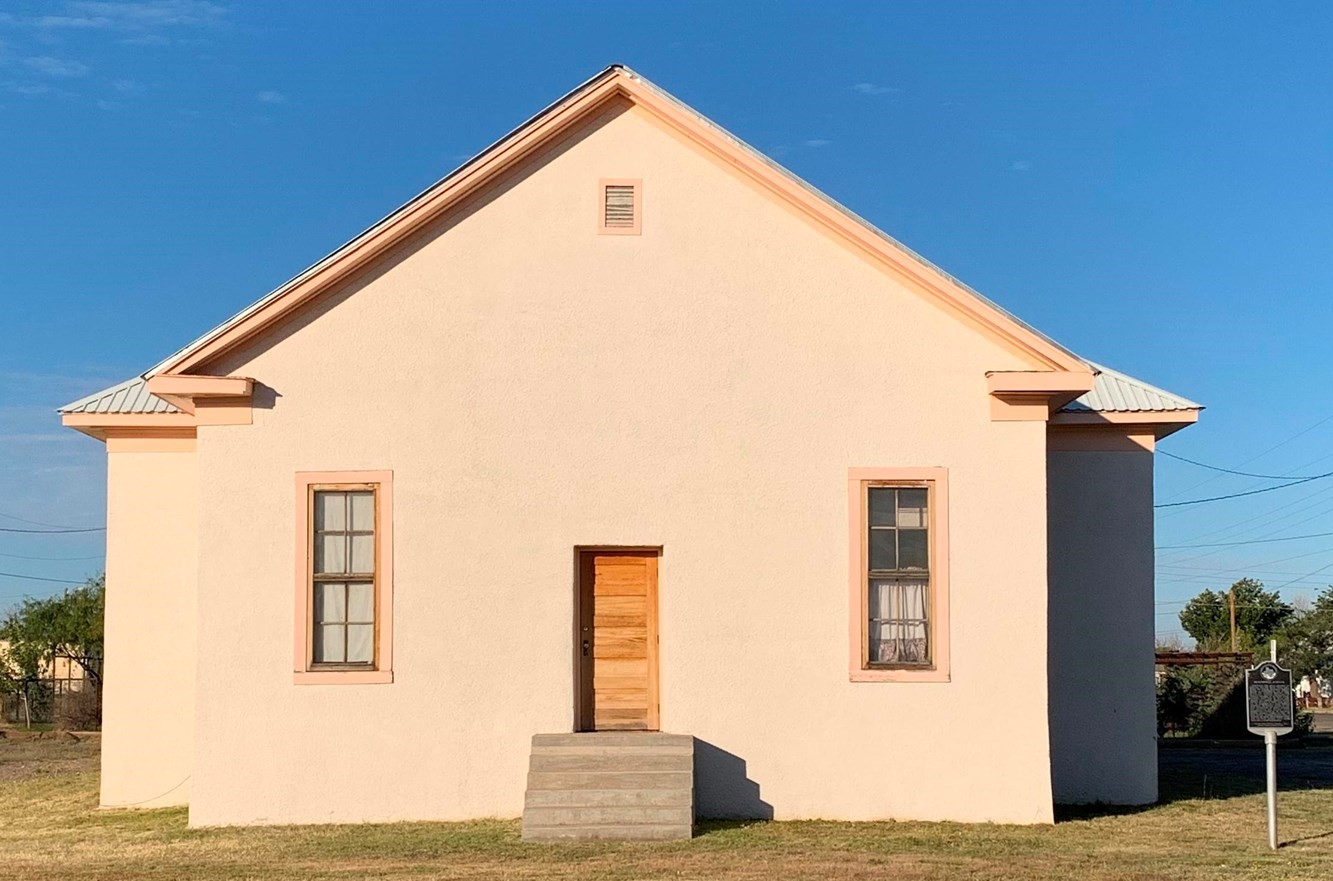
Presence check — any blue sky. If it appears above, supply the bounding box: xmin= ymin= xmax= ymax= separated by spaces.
xmin=2 ymin=2 xmax=1332 ymax=640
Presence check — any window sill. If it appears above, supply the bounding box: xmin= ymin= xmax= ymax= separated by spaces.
xmin=851 ymin=667 xmax=950 ymax=683
xmin=293 ymin=670 xmax=393 ymax=685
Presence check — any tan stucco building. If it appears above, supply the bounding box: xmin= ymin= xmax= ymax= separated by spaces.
xmin=62 ymin=66 xmax=1199 ymax=830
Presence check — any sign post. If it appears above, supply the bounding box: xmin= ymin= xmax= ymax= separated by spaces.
xmin=1245 ymin=640 xmax=1294 ymax=851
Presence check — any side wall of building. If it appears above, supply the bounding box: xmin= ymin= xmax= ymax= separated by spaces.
xmin=100 ymin=444 xmax=198 ymax=808
xmin=187 ymin=103 xmax=1058 ymax=827
xmin=1047 ymin=447 xmax=1157 ymax=804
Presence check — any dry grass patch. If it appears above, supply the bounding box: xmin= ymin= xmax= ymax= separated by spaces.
xmin=1 ymin=732 xmax=1330 ymax=880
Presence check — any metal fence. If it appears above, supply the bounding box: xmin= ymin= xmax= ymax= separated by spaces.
xmin=1 ymin=652 xmax=102 ymax=729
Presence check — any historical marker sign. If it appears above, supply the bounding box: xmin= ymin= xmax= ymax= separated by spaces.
xmin=1245 ymin=660 xmax=1294 ymax=736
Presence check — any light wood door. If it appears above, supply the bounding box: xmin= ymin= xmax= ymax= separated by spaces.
xmin=578 ymin=550 xmax=659 ymax=731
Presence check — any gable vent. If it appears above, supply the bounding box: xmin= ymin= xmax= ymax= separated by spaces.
xmin=604 ymin=185 xmax=635 ymax=227
xmin=599 ymin=179 xmax=641 ymax=235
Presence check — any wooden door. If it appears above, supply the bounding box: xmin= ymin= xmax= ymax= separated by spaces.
xmin=577 ymin=550 xmax=659 ymax=731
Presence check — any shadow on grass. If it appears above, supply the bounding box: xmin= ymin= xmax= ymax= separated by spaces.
xmin=693 ymin=818 xmax=771 ymax=836
xmin=1055 ymin=742 xmax=1333 ymax=821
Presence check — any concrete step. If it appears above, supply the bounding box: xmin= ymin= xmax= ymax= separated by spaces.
xmin=524 ymin=787 xmax=693 ymax=808
xmin=523 ymin=805 xmax=692 ymax=827
xmin=531 ymin=732 xmax=692 ymax=749
xmin=529 ymin=752 xmax=691 ymax=773
xmin=527 ymin=770 xmax=692 ymax=791
xmin=530 ymin=742 xmax=693 ymax=757
xmin=522 ymin=822 xmax=693 ymax=841
xmin=522 ymin=732 xmax=695 ymax=841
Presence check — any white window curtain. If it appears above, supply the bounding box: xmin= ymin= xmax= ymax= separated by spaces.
xmin=869 ymin=578 xmax=929 ymax=664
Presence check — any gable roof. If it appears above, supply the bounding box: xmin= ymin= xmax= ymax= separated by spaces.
xmin=59 ymin=376 xmax=179 ymax=415
xmin=1062 ymin=363 xmax=1201 ymax=414
xmin=143 ymin=64 xmax=1089 ymax=378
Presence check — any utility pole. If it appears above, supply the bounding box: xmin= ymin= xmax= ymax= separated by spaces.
xmin=1230 ymin=585 xmax=1238 ymax=652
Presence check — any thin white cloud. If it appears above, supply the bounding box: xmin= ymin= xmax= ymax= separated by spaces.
xmin=96 ymin=98 xmax=120 ymax=110
xmin=24 ymin=56 xmax=90 ymax=77
xmin=256 ymin=89 xmax=285 ymax=104
xmin=802 ymin=139 xmax=832 ymax=148
xmin=112 ymin=77 xmax=141 ymax=93
xmin=1010 ymin=160 xmax=1032 ymax=173
xmin=35 ymin=1 xmax=227 ymax=30
xmin=3 ymin=81 xmax=56 ymax=96
xmin=851 ymin=82 xmax=901 ymax=96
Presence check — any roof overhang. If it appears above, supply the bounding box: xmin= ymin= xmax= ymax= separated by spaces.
xmin=1046 ymin=408 xmax=1201 ymax=451
xmin=62 ymin=377 xmax=254 ymax=442
xmin=987 ymin=370 xmax=1097 ymax=421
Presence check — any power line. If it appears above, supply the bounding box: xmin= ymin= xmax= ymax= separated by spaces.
xmin=1155 ymin=473 xmax=1333 ymax=509
xmin=0 ymin=571 xmax=87 ymax=585
xmin=1158 ymin=411 xmax=1333 ymax=503
xmin=0 ymin=551 xmax=104 ymax=562
xmin=1273 ymin=559 xmax=1333 ymax=592
xmin=1156 ymin=484 xmax=1333 ymax=566
xmin=1158 ymin=450 xmax=1333 ymax=480
xmin=0 ymin=526 xmax=105 ymax=534
xmin=1157 ymin=530 xmax=1333 ymax=550
xmin=0 ymin=511 xmax=102 ymax=530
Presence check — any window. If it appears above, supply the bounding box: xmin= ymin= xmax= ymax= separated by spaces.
xmin=848 ymin=468 xmax=950 ymax=682
xmin=867 ymin=486 xmax=930 ymax=665
xmin=598 ymin=178 xmax=642 ymax=235
xmin=294 ymin=471 xmax=393 ymax=684
xmin=312 ymin=490 xmax=376 ymax=665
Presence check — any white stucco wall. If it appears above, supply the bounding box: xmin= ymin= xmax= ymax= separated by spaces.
xmin=1047 ymin=448 xmax=1157 ymax=804
xmin=100 ymin=446 xmax=197 ymax=808
xmin=187 ymin=103 xmax=1056 ymax=826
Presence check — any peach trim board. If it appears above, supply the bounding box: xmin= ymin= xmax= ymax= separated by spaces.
xmin=1049 ymin=409 xmax=1200 ymax=440
xmin=987 ymin=370 xmax=1096 ymax=422
xmin=150 ymin=66 xmax=1085 ymax=377
xmin=846 ymin=467 xmax=950 ymax=683
xmin=146 ymin=374 xmax=253 ymax=415
xmin=293 ymin=471 xmax=394 ymax=685
xmin=597 ymin=178 xmax=642 ymax=235
xmin=61 ymin=403 xmax=252 ymax=441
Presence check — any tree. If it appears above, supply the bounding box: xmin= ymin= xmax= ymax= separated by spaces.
xmin=1277 ymin=585 xmax=1333 ymax=683
xmin=0 ymin=574 xmax=105 ymax=687
xmin=1178 ymin=578 xmax=1293 ymax=651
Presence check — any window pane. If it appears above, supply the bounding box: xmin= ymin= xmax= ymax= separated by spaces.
xmin=868 ymin=578 xmax=929 ymax=665
xmin=314 ymin=491 xmax=346 ymax=531
xmin=346 ymin=624 xmax=374 ymax=663
xmin=316 ymin=534 xmax=347 ymax=574
xmin=897 ymin=488 xmax=927 ymax=528
xmin=350 ymin=534 xmax=374 ymax=574
xmin=868 ymin=529 xmax=896 ymax=571
xmin=349 ymin=492 xmax=375 ymax=532
xmin=347 ymin=582 xmax=374 ymax=622
xmin=314 ymin=582 xmax=346 ymax=624
xmin=868 ymin=488 xmax=896 ymax=527
xmin=898 ymin=529 xmax=929 ymax=570
xmin=315 ymin=624 xmax=346 ymax=663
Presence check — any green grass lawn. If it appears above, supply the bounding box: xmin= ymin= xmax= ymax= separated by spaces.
xmin=2 ymin=731 xmax=1331 ymax=880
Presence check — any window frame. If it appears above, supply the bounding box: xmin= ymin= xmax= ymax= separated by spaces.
xmin=848 ymin=467 xmax=950 ymax=682
xmin=294 ymin=471 xmax=394 ymax=685
xmin=597 ymin=178 xmax=642 ymax=235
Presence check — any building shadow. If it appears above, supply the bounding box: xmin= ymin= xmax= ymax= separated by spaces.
xmin=692 ymin=738 xmax=773 ymax=823
xmin=1056 ymin=740 xmax=1333 ymax=825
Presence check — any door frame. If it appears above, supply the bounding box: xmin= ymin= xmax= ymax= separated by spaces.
xmin=574 ymin=546 xmax=661 ymax=732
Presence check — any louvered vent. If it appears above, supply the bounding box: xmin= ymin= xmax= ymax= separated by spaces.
xmin=603 ymin=184 xmax=636 ymax=228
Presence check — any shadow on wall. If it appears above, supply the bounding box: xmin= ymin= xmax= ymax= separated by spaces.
xmin=250 ymin=382 xmax=281 ymax=410
xmin=693 ymin=739 xmax=773 ymax=820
